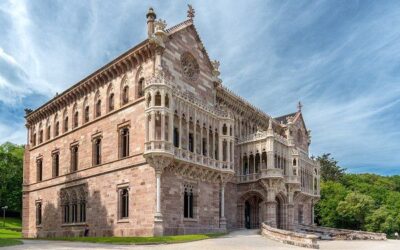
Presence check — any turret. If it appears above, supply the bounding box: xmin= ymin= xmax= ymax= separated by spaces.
xmin=146 ymin=7 xmax=157 ymax=38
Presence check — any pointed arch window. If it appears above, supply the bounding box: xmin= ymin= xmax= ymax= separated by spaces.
xmin=36 ymin=158 xmax=42 ymax=182
xmin=64 ymin=117 xmax=69 ymax=132
xmin=108 ymin=93 xmax=115 ymax=111
xmin=84 ymin=106 xmax=90 ymax=123
xmin=184 ymin=185 xmax=194 ymax=218
xmin=95 ymin=100 xmax=101 ymax=118
xmin=55 ymin=122 xmax=60 ymax=137
xmin=52 ymin=151 xmax=60 ymax=177
xmin=92 ymin=137 xmax=102 ymax=166
xmin=74 ymin=111 xmax=79 ymax=128
xmin=47 ymin=126 xmax=51 ymax=140
xmin=122 ymin=86 xmax=129 ymax=105
xmin=119 ymin=188 xmax=129 ymax=219
xmin=138 ymin=78 xmax=144 ymax=98
xmin=155 ymin=92 xmax=161 ymax=106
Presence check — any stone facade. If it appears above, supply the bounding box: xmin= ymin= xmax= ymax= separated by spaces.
xmin=22 ymin=7 xmax=320 ymax=238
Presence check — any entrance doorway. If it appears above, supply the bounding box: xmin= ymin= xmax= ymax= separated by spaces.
xmin=243 ymin=195 xmax=262 ymax=229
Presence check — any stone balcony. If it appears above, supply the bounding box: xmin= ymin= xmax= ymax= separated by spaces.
xmin=144 ymin=141 xmax=234 ymax=173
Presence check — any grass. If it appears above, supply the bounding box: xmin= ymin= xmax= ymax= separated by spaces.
xmin=0 ymin=217 xmax=22 ymax=229
xmin=0 ymin=239 xmax=23 ymax=247
xmin=46 ymin=232 xmax=226 ymax=245
xmin=0 ymin=218 xmax=23 ymax=247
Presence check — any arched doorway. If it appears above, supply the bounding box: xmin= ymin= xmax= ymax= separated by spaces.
xmin=275 ymin=193 xmax=287 ymax=229
xmin=238 ymin=191 xmax=264 ymax=229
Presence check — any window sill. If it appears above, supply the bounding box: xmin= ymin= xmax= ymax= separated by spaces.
xmin=117 ymin=218 xmax=130 ymax=223
xmin=61 ymin=222 xmax=86 ymax=227
xmin=183 ymin=218 xmax=198 ymax=222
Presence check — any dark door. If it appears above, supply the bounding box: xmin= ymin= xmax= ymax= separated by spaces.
xmin=245 ymin=201 xmax=251 ymax=229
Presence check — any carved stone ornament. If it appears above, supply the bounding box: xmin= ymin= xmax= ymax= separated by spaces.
xmin=180 ymin=52 xmax=200 ymax=81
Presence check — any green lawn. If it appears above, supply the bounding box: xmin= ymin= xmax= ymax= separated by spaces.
xmin=0 ymin=217 xmax=22 ymax=229
xmin=0 ymin=239 xmax=23 ymax=247
xmin=46 ymin=233 xmax=226 ymax=245
xmin=0 ymin=218 xmax=23 ymax=247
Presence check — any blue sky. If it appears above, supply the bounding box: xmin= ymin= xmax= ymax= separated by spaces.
xmin=1 ymin=0 xmax=400 ymax=175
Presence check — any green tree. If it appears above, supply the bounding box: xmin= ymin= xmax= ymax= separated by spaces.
xmin=315 ymin=181 xmax=347 ymax=227
xmin=317 ymin=153 xmax=346 ymax=182
xmin=0 ymin=142 xmax=24 ymax=214
xmin=336 ymin=192 xmax=374 ymax=230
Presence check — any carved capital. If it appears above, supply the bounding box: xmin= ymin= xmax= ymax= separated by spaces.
xmin=146 ymin=155 xmax=173 ymax=175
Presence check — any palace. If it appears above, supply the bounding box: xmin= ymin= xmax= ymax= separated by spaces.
xmin=22 ymin=6 xmax=320 ymax=238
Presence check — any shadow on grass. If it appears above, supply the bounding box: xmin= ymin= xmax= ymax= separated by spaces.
xmin=0 ymin=239 xmax=23 ymax=247
xmin=36 ymin=232 xmax=227 ymax=245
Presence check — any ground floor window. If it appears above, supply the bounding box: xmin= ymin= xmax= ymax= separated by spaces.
xmin=298 ymin=205 xmax=304 ymax=224
xmin=119 ymin=188 xmax=129 ymax=219
xmin=36 ymin=202 xmax=42 ymax=226
xmin=60 ymin=185 xmax=87 ymax=224
xmin=184 ymin=185 xmax=194 ymax=218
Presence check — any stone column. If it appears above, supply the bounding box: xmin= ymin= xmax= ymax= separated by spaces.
xmin=146 ymin=155 xmax=172 ymax=236
xmin=265 ymin=188 xmax=277 ymax=227
xmin=220 ymin=183 xmax=227 ymax=229
xmin=178 ymin=115 xmax=182 ymax=149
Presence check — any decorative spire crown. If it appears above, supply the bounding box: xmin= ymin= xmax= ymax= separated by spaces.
xmin=297 ymin=101 xmax=303 ymax=112
xmin=187 ymin=4 xmax=195 ymax=19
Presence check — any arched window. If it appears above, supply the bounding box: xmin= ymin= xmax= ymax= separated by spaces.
xmin=93 ymin=138 xmax=101 ymax=165
xmin=184 ymin=185 xmax=194 ymax=218
xmin=64 ymin=117 xmax=69 ymax=132
xmin=55 ymin=121 xmax=60 ymax=137
xmin=138 ymin=78 xmax=144 ymax=98
xmin=95 ymin=100 xmax=101 ymax=118
xmin=39 ymin=129 xmax=43 ymax=144
xmin=74 ymin=111 xmax=79 ymax=128
xmin=46 ymin=126 xmax=51 ymax=140
xmin=222 ymin=124 xmax=228 ymax=135
xmin=84 ymin=106 xmax=90 ymax=123
xmin=122 ymin=86 xmax=129 ymax=105
xmin=155 ymin=91 xmax=161 ymax=106
xmin=108 ymin=93 xmax=115 ymax=111
xmin=119 ymin=127 xmax=129 ymax=158
xmin=293 ymin=158 xmax=297 ymax=166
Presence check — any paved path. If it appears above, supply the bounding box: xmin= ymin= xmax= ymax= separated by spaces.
xmin=3 ymin=229 xmax=400 ymax=250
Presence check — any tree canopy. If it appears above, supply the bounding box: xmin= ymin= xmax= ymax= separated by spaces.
xmin=0 ymin=142 xmax=24 ymax=214
xmin=315 ymin=153 xmax=400 ymax=236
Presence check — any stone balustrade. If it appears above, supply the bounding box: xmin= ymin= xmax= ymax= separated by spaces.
xmin=297 ymin=224 xmax=387 ymax=241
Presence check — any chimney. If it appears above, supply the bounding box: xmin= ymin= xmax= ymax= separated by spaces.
xmin=146 ymin=7 xmax=157 ymax=38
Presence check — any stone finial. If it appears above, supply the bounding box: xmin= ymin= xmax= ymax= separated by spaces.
xmin=24 ymin=108 xmax=33 ymax=115
xmin=154 ymin=19 xmax=167 ymax=34
xmin=211 ymin=60 xmax=220 ymax=77
xmin=187 ymin=4 xmax=195 ymax=19
xmin=297 ymin=101 xmax=303 ymax=112
xmin=146 ymin=7 xmax=157 ymax=38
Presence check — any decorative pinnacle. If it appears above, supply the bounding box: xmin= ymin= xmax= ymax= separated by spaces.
xmin=297 ymin=101 xmax=303 ymax=112
xmin=187 ymin=4 xmax=195 ymax=19
xmin=146 ymin=7 xmax=156 ymax=19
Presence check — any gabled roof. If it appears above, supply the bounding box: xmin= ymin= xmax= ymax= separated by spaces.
xmin=274 ymin=112 xmax=297 ymax=124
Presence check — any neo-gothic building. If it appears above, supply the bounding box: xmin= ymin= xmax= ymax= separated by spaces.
xmin=22 ymin=7 xmax=320 ymax=238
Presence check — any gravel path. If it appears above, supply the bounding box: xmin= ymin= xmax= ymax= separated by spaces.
xmin=3 ymin=230 xmax=400 ymax=250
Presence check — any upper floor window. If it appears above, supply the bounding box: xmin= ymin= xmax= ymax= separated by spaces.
xmin=52 ymin=152 xmax=60 ymax=177
xmin=64 ymin=117 xmax=69 ymax=132
xmin=74 ymin=111 xmax=79 ymax=128
xmin=119 ymin=128 xmax=129 ymax=158
xmin=95 ymin=100 xmax=101 ymax=118
xmin=39 ymin=130 xmax=43 ymax=144
xmin=173 ymin=127 xmax=179 ymax=148
xmin=36 ymin=202 xmax=42 ymax=226
xmin=55 ymin=122 xmax=60 ymax=137
xmin=93 ymin=138 xmax=102 ymax=166
xmin=36 ymin=159 xmax=43 ymax=182
xmin=119 ymin=188 xmax=129 ymax=219
xmin=122 ymin=86 xmax=129 ymax=105
xmin=138 ymin=78 xmax=144 ymax=98
xmin=84 ymin=106 xmax=90 ymax=123
xmin=70 ymin=145 xmax=79 ymax=172
xmin=165 ymin=94 xmax=169 ymax=108
xmin=108 ymin=93 xmax=115 ymax=111
xmin=46 ymin=126 xmax=51 ymax=140
xmin=32 ymin=133 xmax=37 ymax=146
xmin=155 ymin=92 xmax=161 ymax=106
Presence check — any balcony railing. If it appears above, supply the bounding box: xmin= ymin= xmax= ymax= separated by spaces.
xmin=173 ymin=147 xmax=234 ymax=171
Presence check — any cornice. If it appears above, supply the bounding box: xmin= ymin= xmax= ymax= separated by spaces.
xmin=26 ymin=40 xmax=154 ymax=125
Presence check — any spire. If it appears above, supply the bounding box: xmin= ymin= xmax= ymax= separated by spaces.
xmin=187 ymin=4 xmax=195 ymax=19
xmin=297 ymin=101 xmax=303 ymax=112
xmin=146 ymin=7 xmax=157 ymax=38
